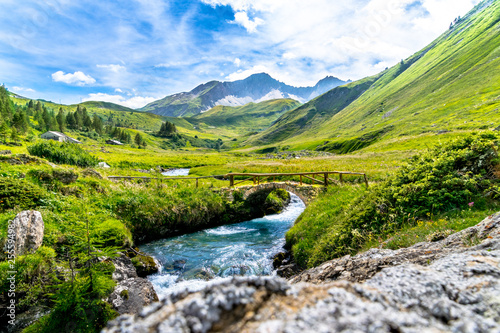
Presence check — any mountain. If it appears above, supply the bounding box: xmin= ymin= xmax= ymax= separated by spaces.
xmin=140 ymin=73 xmax=347 ymax=117
xmin=246 ymin=0 xmax=500 ymax=152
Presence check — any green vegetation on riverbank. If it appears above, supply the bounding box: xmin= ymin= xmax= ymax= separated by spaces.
xmin=286 ymin=132 xmax=500 ymax=268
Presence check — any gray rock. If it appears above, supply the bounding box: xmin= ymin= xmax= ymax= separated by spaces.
xmin=0 ymin=150 xmax=11 ymax=155
xmin=98 ymin=162 xmax=111 ymax=168
xmin=112 ymin=254 xmax=138 ymax=282
xmin=107 ymin=277 xmax=159 ymax=315
xmin=290 ymin=211 xmax=500 ymax=284
xmin=103 ymin=213 xmax=500 ymax=333
xmin=4 ymin=211 xmax=44 ymax=257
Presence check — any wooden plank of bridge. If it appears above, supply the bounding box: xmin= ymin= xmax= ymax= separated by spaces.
xmin=303 ymin=175 xmax=325 ymax=185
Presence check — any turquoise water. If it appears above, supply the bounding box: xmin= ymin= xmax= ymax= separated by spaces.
xmin=139 ymin=193 xmax=305 ymax=297
xmin=162 ymin=168 xmax=190 ymax=176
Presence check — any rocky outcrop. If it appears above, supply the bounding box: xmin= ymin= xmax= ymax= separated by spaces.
xmin=4 ymin=210 xmax=44 ymax=257
xmin=103 ymin=213 xmax=500 ymax=332
xmin=290 ymin=212 xmax=500 ymax=284
xmin=112 ymin=254 xmax=138 ymax=282
xmin=107 ymin=278 xmax=159 ymax=315
xmin=108 ymin=254 xmax=159 ymax=315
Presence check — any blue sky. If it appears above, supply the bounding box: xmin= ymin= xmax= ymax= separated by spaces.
xmin=0 ymin=0 xmax=480 ymax=108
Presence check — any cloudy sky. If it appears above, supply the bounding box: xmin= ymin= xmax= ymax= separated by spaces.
xmin=0 ymin=0 xmax=480 ymax=108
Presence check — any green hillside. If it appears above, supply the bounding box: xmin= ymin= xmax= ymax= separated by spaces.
xmin=187 ymin=99 xmax=301 ymax=137
xmin=246 ymin=0 xmax=500 ymax=152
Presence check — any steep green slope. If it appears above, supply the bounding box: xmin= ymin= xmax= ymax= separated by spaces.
xmin=247 ymin=0 xmax=500 ymax=151
xmin=78 ymin=101 xmax=136 ymax=112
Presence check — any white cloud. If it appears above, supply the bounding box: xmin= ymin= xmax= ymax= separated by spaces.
xmin=203 ymin=0 xmax=481 ymax=84
xmin=12 ymin=86 xmax=35 ymax=93
xmin=234 ymin=58 xmax=241 ymax=67
xmin=82 ymin=93 xmax=156 ymax=109
xmin=51 ymin=70 xmax=96 ymax=86
xmin=96 ymin=64 xmax=126 ymax=73
xmin=231 ymin=11 xmax=264 ymax=33
xmin=114 ymin=88 xmax=123 ymax=93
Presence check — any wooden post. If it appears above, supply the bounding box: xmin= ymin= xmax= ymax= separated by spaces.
xmin=364 ymin=174 xmax=369 ymax=187
xmin=339 ymin=173 xmax=343 ymax=183
xmin=324 ymin=173 xmax=328 ymax=187
xmin=273 ymin=176 xmax=276 ymax=183
xmin=253 ymin=176 xmax=256 ymax=185
xmin=257 ymin=176 xmax=260 ymax=185
xmin=230 ymin=175 xmax=234 ymax=187
xmin=300 ymin=175 xmax=302 ymax=185
xmin=196 ymin=178 xmax=199 ymax=188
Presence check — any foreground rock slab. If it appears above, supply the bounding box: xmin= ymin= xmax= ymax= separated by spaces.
xmin=103 ymin=213 xmax=500 ymax=332
xmin=4 ymin=210 xmax=44 ymax=257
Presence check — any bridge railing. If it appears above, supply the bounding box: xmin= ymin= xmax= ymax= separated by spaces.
xmin=226 ymin=171 xmax=368 ymax=187
xmin=107 ymin=171 xmax=369 ymax=188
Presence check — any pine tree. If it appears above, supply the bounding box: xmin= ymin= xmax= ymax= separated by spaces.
xmin=92 ymin=114 xmax=103 ymax=135
xmin=134 ymin=133 xmax=143 ymax=146
xmin=56 ymin=108 xmax=66 ymax=132
xmin=10 ymin=127 xmax=18 ymax=143
xmin=66 ymin=112 xmax=76 ymax=129
xmin=0 ymin=121 xmax=9 ymax=143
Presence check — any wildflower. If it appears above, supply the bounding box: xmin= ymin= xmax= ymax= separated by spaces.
xmin=468 ymin=202 xmax=474 ymax=207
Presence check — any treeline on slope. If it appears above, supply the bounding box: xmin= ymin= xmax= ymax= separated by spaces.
xmin=286 ymin=132 xmax=500 ymax=268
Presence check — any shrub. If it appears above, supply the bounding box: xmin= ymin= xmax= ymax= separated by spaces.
xmin=289 ymin=132 xmax=500 ymax=267
xmin=27 ymin=141 xmax=99 ymax=167
xmin=0 ymin=178 xmax=46 ymax=211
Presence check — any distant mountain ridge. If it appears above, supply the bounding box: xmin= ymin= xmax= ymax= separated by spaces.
xmin=140 ymin=73 xmax=348 ymax=117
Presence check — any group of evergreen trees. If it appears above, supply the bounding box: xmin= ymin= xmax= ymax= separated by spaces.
xmin=0 ymin=86 xmax=29 ymax=143
xmin=157 ymin=121 xmax=177 ymax=137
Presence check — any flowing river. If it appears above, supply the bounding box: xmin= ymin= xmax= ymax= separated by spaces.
xmin=139 ymin=193 xmax=306 ymax=298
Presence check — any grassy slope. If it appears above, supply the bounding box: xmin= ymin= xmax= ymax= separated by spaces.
xmin=246 ymin=0 xmax=500 ymax=151
xmin=186 ymin=99 xmax=301 ymax=138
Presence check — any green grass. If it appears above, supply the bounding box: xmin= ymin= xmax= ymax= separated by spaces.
xmin=286 ymin=185 xmax=367 ymax=267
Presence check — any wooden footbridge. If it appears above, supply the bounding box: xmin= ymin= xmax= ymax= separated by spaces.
xmin=108 ymin=171 xmax=368 ymax=188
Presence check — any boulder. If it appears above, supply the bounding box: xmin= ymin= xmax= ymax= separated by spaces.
xmin=98 ymin=162 xmax=111 ymax=168
xmin=112 ymin=254 xmax=138 ymax=282
xmin=107 ymin=278 xmax=159 ymax=315
xmin=103 ymin=213 xmax=500 ymax=333
xmin=0 ymin=150 xmax=11 ymax=155
xmin=4 ymin=211 xmax=44 ymax=257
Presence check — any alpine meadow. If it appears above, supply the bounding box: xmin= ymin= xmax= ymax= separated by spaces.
xmin=1 ymin=0 xmax=500 ymax=332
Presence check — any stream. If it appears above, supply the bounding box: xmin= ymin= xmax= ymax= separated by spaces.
xmin=139 ymin=193 xmax=306 ymax=298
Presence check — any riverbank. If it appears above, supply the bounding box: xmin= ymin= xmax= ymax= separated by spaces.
xmin=103 ymin=212 xmax=500 ymax=332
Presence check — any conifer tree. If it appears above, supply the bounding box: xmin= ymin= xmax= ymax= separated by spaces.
xmin=56 ymin=108 xmax=66 ymax=132
xmin=10 ymin=127 xmax=18 ymax=143
xmin=0 ymin=121 xmax=9 ymax=143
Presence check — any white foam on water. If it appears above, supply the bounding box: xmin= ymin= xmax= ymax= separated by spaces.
xmin=162 ymin=168 xmax=190 ymax=176
xmin=204 ymin=225 xmax=257 ymax=235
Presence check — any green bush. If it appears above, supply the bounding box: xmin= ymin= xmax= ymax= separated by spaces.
xmin=93 ymin=218 xmax=133 ymax=247
xmin=27 ymin=141 xmax=99 ymax=167
xmin=289 ymin=132 xmax=500 ymax=267
xmin=0 ymin=178 xmax=46 ymax=211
